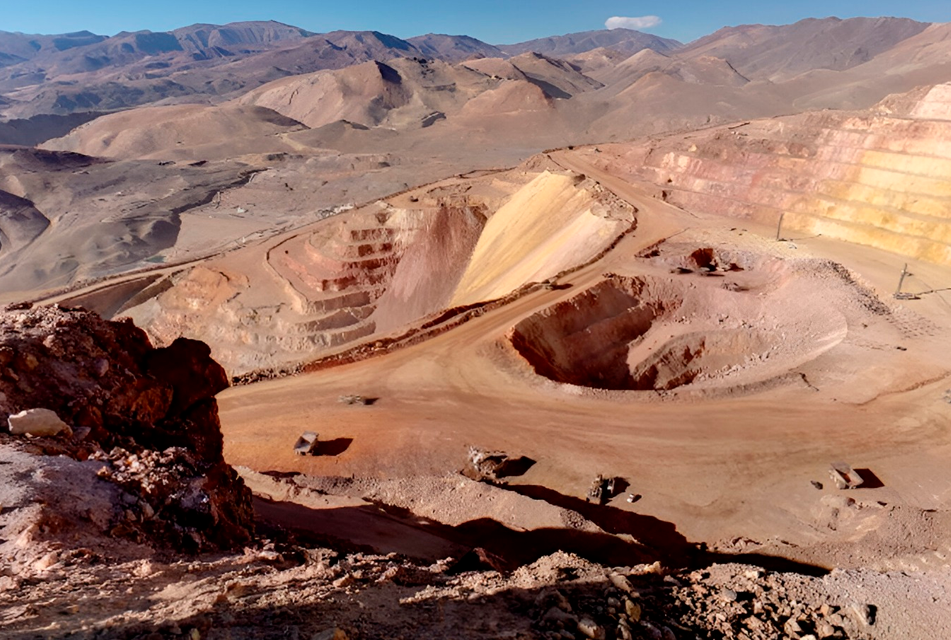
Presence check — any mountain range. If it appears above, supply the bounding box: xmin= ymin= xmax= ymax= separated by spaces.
xmin=1 ymin=17 xmax=948 ymax=137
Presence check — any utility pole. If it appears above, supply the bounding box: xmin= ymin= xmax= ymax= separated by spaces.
xmin=775 ymin=213 xmax=784 ymax=241
xmin=895 ymin=263 xmax=909 ymax=297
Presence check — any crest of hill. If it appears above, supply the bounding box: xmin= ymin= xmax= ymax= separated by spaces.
xmin=223 ymin=29 xmax=421 ymax=76
xmin=3 ymin=21 xmax=315 ymax=77
xmin=842 ymin=22 xmax=951 ymax=73
xmin=574 ymin=66 xmax=788 ymax=141
xmin=499 ymin=28 xmax=681 ymax=57
xmin=42 ymin=103 xmax=306 ymax=159
xmin=238 ymin=55 xmax=557 ymax=130
xmin=171 ymin=21 xmax=315 ymax=58
xmin=562 ymin=47 xmax=630 ymax=81
xmin=737 ymin=20 xmax=951 ymax=113
xmin=680 ymin=16 xmax=931 ymax=80
xmin=0 ymin=30 xmax=105 ymax=67
xmin=597 ymin=49 xmax=749 ymax=94
xmin=407 ymin=34 xmax=504 ymax=61
xmin=465 ymin=52 xmax=602 ymax=99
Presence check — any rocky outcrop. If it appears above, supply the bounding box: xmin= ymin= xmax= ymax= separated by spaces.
xmin=0 ymin=303 xmax=252 ymax=551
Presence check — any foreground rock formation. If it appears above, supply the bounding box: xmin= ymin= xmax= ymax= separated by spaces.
xmin=0 ymin=304 xmax=253 ymax=567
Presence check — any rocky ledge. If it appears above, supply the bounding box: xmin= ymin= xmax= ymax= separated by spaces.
xmin=0 ymin=303 xmax=253 ymax=558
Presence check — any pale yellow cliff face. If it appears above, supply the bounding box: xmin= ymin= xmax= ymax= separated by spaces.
xmin=911 ymin=84 xmax=951 ymax=121
xmin=450 ymin=171 xmax=631 ymax=306
xmin=618 ymin=85 xmax=951 ymax=266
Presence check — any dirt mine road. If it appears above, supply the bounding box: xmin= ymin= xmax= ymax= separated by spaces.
xmin=219 ymin=148 xmax=951 ymax=566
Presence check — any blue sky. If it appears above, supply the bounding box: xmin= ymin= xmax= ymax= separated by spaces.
xmin=2 ymin=1 xmax=950 ymax=44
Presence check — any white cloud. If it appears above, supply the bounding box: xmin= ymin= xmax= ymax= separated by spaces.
xmin=605 ymin=16 xmax=662 ymax=31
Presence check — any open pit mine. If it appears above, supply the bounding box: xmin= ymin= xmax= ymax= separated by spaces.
xmin=1 ymin=13 xmax=951 ymax=640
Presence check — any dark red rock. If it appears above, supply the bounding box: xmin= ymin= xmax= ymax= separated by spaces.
xmin=0 ymin=304 xmax=252 ymax=551
xmin=144 ymin=337 xmax=229 ymax=415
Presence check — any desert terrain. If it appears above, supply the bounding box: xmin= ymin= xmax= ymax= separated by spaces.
xmin=2 ymin=13 xmax=951 ymax=640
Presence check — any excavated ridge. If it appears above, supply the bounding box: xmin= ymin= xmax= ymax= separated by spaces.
xmin=590 ymin=84 xmax=951 ymax=266
xmin=108 ymin=167 xmax=635 ymax=377
xmin=509 ymin=245 xmax=849 ymax=393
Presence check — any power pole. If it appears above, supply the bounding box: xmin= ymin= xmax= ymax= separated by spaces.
xmin=775 ymin=213 xmax=784 ymax=241
xmin=895 ymin=263 xmax=909 ymax=297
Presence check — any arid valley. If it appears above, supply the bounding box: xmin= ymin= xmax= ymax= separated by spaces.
xmin=1 ymin=8 xmax=951 ymax=640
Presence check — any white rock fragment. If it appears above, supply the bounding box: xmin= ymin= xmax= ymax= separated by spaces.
xmin=577 ymin=617 xmax=606 ymax=640
xmin=8 ymin=408 xmax=72 ymax=437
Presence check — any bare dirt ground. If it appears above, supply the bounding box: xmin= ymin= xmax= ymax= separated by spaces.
xmin=219 ymin=149 xmax=951 ymax=551
xmin=209 ymin=148 xmax=951 ymax=638
xmin=10 ymin=145 xmax=951 ymax=639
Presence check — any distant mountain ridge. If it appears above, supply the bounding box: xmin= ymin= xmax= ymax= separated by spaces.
xmin=0 ymin=26 xmax=424 ymax=121
xmin=0 ymin=30 xmax=106 ymax=67
xmin=407 ymin=34 xmax=505 ymax=61
xmin=4 ymin=15 xmax=951 ymax=144
xmin=499 ymin=28 xmax=682 ymax=57
xmin=5 ymin=22 xmax=675 ymax=122
xmin=679 ymin=16 xmax=930 ymax=79
xmin=0 ymin=21 xmax=312 ymax=68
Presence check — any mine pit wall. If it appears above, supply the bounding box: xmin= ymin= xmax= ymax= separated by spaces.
xmin=450 ymin=171 xmax=636 ymax=306
xmin=369 ymin=202 xmax=486 ymax=334
xmin=615 ymin=110 xmax=951 ymax=266
xmin=511 ymin=277 xmax=673 ymax=390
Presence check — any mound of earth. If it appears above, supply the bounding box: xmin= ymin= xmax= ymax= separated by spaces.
xmin=43 ymin=104 xmax=307 ymax=160
xmin=509 ymin=251 xmax=847 ymax=393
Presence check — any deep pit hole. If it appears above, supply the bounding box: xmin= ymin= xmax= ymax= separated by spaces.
xmin=510 ymin=275 xmax=773 ymax=392
xmin=512 ymin=276 xmax=677 ymax=391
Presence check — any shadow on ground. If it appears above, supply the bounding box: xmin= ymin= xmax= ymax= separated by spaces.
xmin=315 ymin=438 xmax=353 ymax=457
xmin=501 ymin=482 xmax=828 ymax=576
xmin=253 ymin=478 xmax=829 ymax=577
xmin=854 ymin=468 xmax=885 ymax=489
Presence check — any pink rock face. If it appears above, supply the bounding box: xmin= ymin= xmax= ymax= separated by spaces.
xmin=0 ymin=303 xmax=252 ymax=550
xmin=596 ymin=99 xmax=951 ymax=266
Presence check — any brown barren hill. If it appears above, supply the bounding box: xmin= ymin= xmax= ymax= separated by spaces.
xmin=500 ymin=27 xmax=681 ymax=57
xmin=406 ymin=33 xmax=505 ymax=61
xmin=43 ymin=104 xmax=306 ymax=159
xmin=679 ymin=16 xmax=930 ymax=80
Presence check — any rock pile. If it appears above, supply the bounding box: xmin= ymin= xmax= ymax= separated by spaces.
xmin=0 ymin=303 xmax=252 ymax=551
xmin=666 ymin=565 xmax=866 ymax=640
xmin=523 ymin=559 xmax=879 ymax=640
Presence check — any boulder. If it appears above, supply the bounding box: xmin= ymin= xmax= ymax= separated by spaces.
xmin=8 ymin=408 xmax=72 ymax=437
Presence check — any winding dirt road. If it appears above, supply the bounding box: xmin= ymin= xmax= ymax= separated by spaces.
xmin=219 ymin=149 xmax=951 ymax=561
